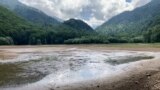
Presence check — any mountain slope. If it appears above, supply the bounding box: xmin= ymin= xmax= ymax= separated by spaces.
xmin=96 ymin=0 xmax=160 ymax=40
xmin=0 ymin=5 xmax=36 ymax=44
xmin=63 ymin=19 xmax=94 ymax=31
xmin=0 ymin=5 xmax=97 ymax=45
xmin=0 ymin=0 xmax=60 ymax=26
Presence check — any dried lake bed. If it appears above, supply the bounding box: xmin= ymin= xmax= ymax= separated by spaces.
xmin=0 ymin=45 xmax=160 ymax=90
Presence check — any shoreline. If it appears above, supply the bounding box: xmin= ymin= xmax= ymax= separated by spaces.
xmin=0 ymin=44 xmax=160 ymax=52
xmin=0 ymin=45 xmax=160 ymax=90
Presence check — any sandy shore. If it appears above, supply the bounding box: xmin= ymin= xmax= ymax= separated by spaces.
xmin=0 ymin=44 xmax=160 ymax=90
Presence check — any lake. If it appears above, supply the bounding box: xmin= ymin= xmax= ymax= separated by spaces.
xmin=0 ymin=45 xmax=159 ymax=90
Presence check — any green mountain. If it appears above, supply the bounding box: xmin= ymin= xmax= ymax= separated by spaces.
xmin=0 ymin=0 xmax=60 ymax=26
xmin=0 ymin=5 xmax=35 ymax=45
xmin=63 ymin=19 xmax=94 ymax=31
xmin=96 ymin=0 xmax=160 ymax=42
xmin=0 ymin=5 xmax=97 ymax=45
xmin=3 ymin=0 xmax=160 ymax=44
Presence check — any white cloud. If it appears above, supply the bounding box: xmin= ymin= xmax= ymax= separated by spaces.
xmin=19 ymin=0 xmax=151 ymax=27
xmin=84 ymin=17 xmax=104 ymax=29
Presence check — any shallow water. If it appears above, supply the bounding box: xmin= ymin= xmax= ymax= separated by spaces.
xmin=0 ymin=48 xmax=154 ymax=90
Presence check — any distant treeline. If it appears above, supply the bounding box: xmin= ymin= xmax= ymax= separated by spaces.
xmin=0 ymin=4 xmax=135 ymax=45
xmin=1 ymin=1 xmax=160 ymax=45
xmin=96 ymin=0 xmax=160 ymax=44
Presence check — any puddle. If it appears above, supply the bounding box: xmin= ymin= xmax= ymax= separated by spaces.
xmin=0 ymin=49 xmax=155 ymax=90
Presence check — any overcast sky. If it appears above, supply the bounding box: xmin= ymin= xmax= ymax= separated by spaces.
xmin=19 ymin=0 xmax=151 ymax=28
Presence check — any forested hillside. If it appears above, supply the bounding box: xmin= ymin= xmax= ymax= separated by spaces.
xmin=144 ymin=15 xmax=160 ymax=43
xmin=96 ymin=0 xmax=160 ymax=43
xmin=63 ymin=19 xmax=94 ymax=31
xmin=0 ymin=5 xmax=107 ymax=45
xmin=0 ymin=5 xmax=33 ymax=45
xmin=0 ymin=0 xmax=60 ymax=26
xmin=1 ymin=0 xmax=160 ymax=45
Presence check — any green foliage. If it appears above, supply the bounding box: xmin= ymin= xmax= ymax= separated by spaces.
xmin=64 ymin=35 xmax=109 ymax=44
xmin=130 ymin=36 xmax=144 ymax=43
xmin=0 ymin=37 xmax=14 ymax=45
xmin=96 ymin=0 xmax=160 ymax=43
xmin=3 ymin=0 xmax=160 ymax=45
xmin=63 ymin=19 xmax=93 ymax=31
xmin=0 ymin=5 xmax=99 ymax=45
xmin=144 ymin=25 xmax=160 ymax=43
xmin=0 ymin=0 xmax=60 ymax=26
xmin=108 ymin=37 xmax=128 ymax=43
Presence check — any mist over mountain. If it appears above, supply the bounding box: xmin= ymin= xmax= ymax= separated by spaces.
xmin=0 ymin=0 xmax=19 ymax=9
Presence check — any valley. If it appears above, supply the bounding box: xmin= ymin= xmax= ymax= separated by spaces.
xmin=0 ymin=45 xmax=160 ymax=90
xmin=0 ymin=0 xmax=160 ymax=45
xmin=0 ymin=0 xmax=160 ymax=90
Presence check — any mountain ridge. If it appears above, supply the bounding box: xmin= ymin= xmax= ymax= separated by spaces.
xmin=0 ymin=0 xmax=60 ymax=26
xmin=96 ymin=0 xmax=160 ymax=43
xmin=96 ymin=0 xmax=160 ymax=38
xmin=63 ymin=18 xmax=94 ymax=31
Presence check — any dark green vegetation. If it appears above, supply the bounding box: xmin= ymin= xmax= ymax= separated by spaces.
xmin=96 ymin=0 xmax=160 ymax=43
xmin=0 ymin=0 xmax=106 ymax=45
xmin=0 ymin=0 xmax=60 ymax=26
xmin=63 ymin=19 xmax=93 ymax=31
xmin=0 ymin=0 xmax=113 ymax=45
xmin=64 ymin=35 xmax=109 ymax=44
xmin=0 ymin=0 xmax=160 ymax=45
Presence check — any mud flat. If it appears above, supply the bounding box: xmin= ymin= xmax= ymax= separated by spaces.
xmin=0 ymin=45 xmax=160 ymax=90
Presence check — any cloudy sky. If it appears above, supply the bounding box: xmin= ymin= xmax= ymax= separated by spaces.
xmin=19 ymin=0 xmax=151 ymax=28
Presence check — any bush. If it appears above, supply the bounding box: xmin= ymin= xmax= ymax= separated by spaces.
xmin=130 ymin=36 xmax=144 ymax=43
xmin=64 ymin=36 xmax=109 ymax=44
xmin=0 ymin=37 xmax=14 ymax=45
xmin=108 ymin=37 xmax=128 ymax=43
xmin=143 ymin=25 xmax=160 ymax=43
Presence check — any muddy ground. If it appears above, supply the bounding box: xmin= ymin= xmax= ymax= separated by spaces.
xmin=0 ymin=44 xmax=160 ymax=90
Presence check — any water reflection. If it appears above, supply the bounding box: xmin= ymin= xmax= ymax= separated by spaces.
xmin=0 ymin=49 xmax=154 ymax=90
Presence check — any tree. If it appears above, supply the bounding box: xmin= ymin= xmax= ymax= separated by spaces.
xmin=0 ymin=37 xmax=14 ymax=45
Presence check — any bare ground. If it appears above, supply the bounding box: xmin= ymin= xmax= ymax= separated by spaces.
xmin=0 ymin=44 xmax=160 ymax=90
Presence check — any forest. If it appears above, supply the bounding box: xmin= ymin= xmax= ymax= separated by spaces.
xmin=0 ymin=0 xmax=160 ymax=45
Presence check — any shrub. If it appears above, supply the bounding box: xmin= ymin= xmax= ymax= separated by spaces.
xmin=0 ymin=37 xmax=14 ymax=45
